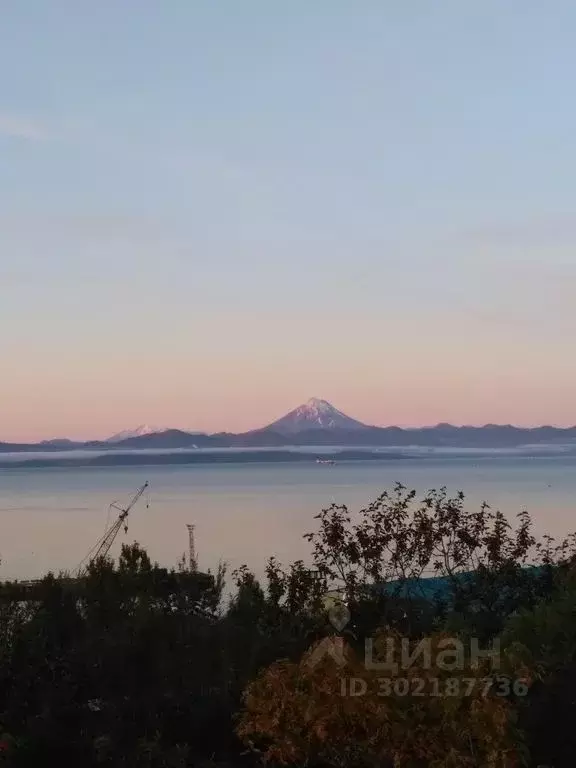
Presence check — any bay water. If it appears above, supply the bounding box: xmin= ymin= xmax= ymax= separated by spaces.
xmin=1 ymin=454 xmax=575 ymax=583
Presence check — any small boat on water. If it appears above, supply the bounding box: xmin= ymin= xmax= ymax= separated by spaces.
xmin=316 ymin=457 xmax=336 ymax=465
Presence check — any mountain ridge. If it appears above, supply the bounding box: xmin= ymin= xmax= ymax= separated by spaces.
xmin=3 ymin=399 xmax=576 ymax=452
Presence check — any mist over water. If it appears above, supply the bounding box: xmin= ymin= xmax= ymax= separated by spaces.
xmin=0 ymin=454 xmax=575 ymax=581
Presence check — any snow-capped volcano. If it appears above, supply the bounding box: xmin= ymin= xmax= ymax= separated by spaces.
xmin=264 ymin=398 xmax=369 ymax=434
xmin=106 ymin=425 xmax=170 ymax=443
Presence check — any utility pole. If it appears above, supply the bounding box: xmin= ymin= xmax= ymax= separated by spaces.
xmin=186 ymin=524 xmax=197 ymax=572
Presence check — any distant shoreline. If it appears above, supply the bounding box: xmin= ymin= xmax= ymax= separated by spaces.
xmin=0 ymin=449 xmax=412 ymax=470
xmin=1 ymin=445 xmax=576 ymax=470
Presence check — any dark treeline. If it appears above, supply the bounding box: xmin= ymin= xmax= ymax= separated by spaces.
xmin=0 ymin=484 xmax=575 ymax=766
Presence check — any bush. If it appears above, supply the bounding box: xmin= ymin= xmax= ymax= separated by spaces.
xmin=238 ymin=629 xmax=524 ymax=767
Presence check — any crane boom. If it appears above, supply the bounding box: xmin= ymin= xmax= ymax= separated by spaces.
xmin=95 ymin=481 xmax=148 ymax=560
xmin=77 ymin=482 xmax=149 ymax=575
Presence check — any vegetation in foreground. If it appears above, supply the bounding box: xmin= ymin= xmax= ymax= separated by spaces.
xmin=0 ymin=484 xmax=575 ymax=766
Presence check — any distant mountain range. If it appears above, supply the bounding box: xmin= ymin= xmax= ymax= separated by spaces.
xmin=2 ymin=398 xmax=576 ymax=453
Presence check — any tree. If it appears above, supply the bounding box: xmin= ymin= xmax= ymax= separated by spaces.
xmin=304 ymin=484 xmax=571 ymax=639
xmin=0 ymin=543 xmax=231 ymax=766
xmin=238 ymin=628 xmax=524 ymax=767
xmin=501 ymin=565 xmax=576 ymax=767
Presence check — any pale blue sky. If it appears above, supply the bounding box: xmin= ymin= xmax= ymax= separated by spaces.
xmin=2 ymin=1 xmax=576 ymax=440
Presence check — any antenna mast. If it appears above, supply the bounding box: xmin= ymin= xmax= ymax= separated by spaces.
xmin=186 ymin=524 xmax=197 ymax=571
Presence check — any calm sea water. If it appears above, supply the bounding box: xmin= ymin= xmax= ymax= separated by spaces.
xmin=1 ymin=455 xmax=575 ymax=582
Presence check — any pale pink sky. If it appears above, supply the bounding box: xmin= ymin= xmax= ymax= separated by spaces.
xmin=3 ymin=292 xmax=576 ymax=442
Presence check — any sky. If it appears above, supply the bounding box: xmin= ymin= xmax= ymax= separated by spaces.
xmin=2 ymin=1 xmax=576 ymax=441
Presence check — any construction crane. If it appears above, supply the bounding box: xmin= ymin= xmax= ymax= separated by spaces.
xmin=77 ymin=482 xmax=149 ymax=575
